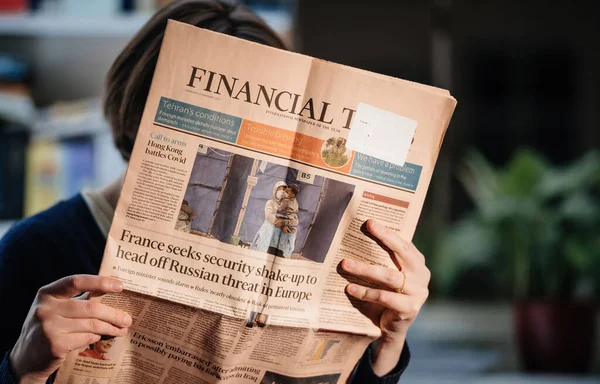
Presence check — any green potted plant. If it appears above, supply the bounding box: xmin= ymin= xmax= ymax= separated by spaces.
xmin=431 ymin=149 xmax=600 ymax=373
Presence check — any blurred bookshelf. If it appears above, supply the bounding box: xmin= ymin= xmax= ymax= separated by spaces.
xmin=0 ymin=13 xmax=151 ymax=37
xmin=0 ymin=10 xmax=291 ymax=38
xmin=0 ymin=2 xmax=292 ymax=38
xmin=0 ymin=0 xmax=295 ymax=236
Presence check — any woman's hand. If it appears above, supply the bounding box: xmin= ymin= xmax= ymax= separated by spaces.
xmin=341 ymin=219 xmax=430 ymax=376
xmin=9 ymin=275 xmax=132 ymax=383
xmin=274 ymin=219 xmax=284 ymax=228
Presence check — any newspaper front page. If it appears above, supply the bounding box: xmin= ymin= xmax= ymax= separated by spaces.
xmin=55 ymin=20 xmax=456 ymax=384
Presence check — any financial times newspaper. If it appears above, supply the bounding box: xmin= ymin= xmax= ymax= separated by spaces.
xmin=56 ymin=20 xmax=456 ymax=384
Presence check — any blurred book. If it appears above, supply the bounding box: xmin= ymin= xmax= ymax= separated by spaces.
xmin=24 ymin=137 xmax=96 ymax=217
xmin=62 ymin=138 xmax=95 ymax=197
xmin=24 ymin=139 xmax=62 ymax=217
xmin=23 ymin=99 xmax=125 ymax=217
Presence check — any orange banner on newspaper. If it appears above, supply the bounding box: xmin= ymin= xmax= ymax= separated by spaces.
xmin=238 ymin=120 xmax=354 ymax=173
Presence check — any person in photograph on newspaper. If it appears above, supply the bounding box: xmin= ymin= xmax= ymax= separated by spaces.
xmin=250 ymin=181 xmax=300 ymax=258
xmin=0 ymin=1 xmax=429 ymax=383
xmin=277 ymin=184 xmax=300 ymax=235
xmin=78 ymin=336 xmax=116 ymax=361
xmin=175 ymin=199 xmax=195 ymax=233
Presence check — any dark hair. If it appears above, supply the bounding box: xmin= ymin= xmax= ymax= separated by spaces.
xmin=288 ymin=183 xmax=299 ymax=195
xmin=104 ymin=0 xmax=288 ymax=160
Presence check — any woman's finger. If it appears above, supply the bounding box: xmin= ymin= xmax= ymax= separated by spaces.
xmin=366 ymin=220 xmax=424 ymax=266
xmin=40 ymin=275 xmax=124 ymax=299
xmin=62 ymin=333 xmax=103 ymax=352
xmin=346 ymin=284 xmax=420 ymax=319
xmin=60 ymin=317 xmax=128 ymax=337
xmin=54 ymin=299 xmax=132 ymax=328
xmin=341 ymin=259 xmax=414 ymax=293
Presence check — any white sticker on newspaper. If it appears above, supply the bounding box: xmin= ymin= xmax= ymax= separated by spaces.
xmin=346 ymin=102 xmax=417 ymax=166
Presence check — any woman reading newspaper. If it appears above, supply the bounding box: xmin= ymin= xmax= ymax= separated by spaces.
xmin=0 ymin=1 xmax=430 ymax=383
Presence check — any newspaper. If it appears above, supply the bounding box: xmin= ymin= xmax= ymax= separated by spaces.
xmin=55 ymin=20 xmax=456 ymax=384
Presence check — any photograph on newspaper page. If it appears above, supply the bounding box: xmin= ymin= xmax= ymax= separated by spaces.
xmin=177 ymin=145 xmax=354 ymax=263
xmin=55 ymin=19 xmax=456 ymax=384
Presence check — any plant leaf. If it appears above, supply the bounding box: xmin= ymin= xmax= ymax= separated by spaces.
xmin=432 ymin=217 xmax=499 ymax=294
xmin=539 ymin=150 xmax=600 ymax=198
xmin=501 ymin=148 xmax=548 ymax=198
xmin=457 ymin=150 xmax=500 ymax=217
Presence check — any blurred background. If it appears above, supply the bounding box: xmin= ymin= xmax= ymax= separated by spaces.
xmin=0 ymin=0 xmax=598 ymax=383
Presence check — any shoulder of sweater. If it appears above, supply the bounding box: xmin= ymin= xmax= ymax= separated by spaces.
xmin=0 ymin=194 xmax=92 ymax=254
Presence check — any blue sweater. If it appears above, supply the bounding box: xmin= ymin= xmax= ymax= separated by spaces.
xmin=0 ymin=194 xmax=409 ymax=383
